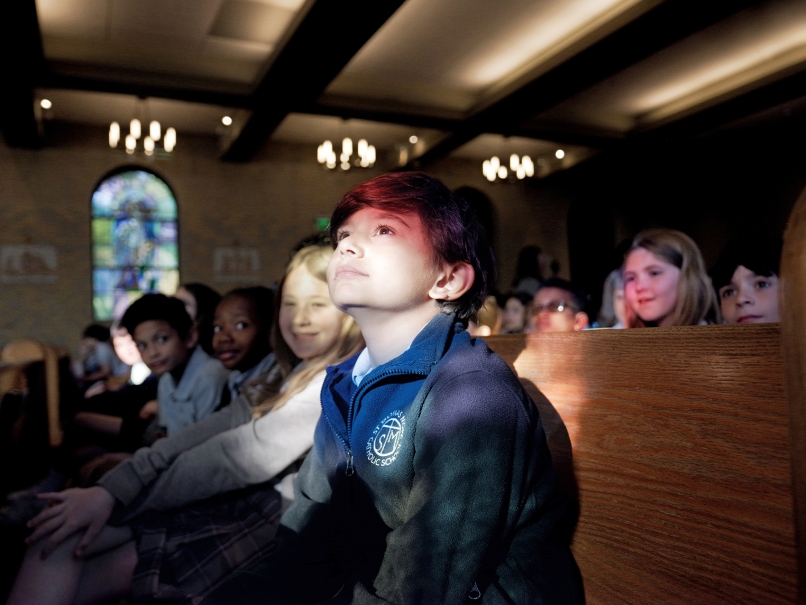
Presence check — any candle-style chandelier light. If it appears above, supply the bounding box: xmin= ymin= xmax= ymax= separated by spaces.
xmin=482 ymin=153 xmax=535 ymax=182
xmin=317 ymin=137 xmax=376 ymax=170
xmin=108 ymin=99 xmax=176 ymax=156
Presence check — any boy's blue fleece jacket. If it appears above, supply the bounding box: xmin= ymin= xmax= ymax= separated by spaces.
xmin=275 ymin=312 xmax=583 ymax=604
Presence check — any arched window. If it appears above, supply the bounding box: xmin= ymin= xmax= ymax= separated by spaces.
xmin=91 ymin=168 xmax=179 ymax=320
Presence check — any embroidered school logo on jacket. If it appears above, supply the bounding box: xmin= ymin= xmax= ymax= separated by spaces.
xmin=367 ymin=410 xmax=405 ymax=466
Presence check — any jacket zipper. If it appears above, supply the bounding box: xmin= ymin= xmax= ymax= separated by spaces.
xmin=332 ymin=366 xmax=429 ymax=477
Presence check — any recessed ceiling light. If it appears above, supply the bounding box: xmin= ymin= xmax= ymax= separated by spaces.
xmin=222 ymin=116 xmax=233 ymax=126
xmin=40 ymin=99 xmax=52 ymax=109
xmin=555 ymin=149 xmax=565 ymax=159
xmin=409 ymin=135 xmax=418 ymax=144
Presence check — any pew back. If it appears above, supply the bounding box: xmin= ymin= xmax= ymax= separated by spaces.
xmin=1 ymin=339 xmax=63 ymax=447
xmin=781 ymin=185 xmax=806 ymax=603
xmin=486 ymin=324 xmax=797 ymax=604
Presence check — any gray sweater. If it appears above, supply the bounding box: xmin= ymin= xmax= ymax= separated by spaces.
xmin=156 ymin=345 xmax=230 ymax=436
xmin=100 ymin=369 xmax=325 ymax=522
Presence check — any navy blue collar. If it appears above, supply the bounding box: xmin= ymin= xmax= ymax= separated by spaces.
xmin=327 ymin=312 xmax=462 ymax=382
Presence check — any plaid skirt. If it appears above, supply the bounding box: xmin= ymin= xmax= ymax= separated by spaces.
xmin=129 ymin=483 xmax=283 ymax=605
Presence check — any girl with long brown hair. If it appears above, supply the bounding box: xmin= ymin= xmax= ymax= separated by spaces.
xmin=623 ymin=229 xmax=720 ymax=328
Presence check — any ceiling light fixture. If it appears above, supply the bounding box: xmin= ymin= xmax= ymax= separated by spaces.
xmin=109 ymin=98 xmax=175 ymax=156
xmin=317 ymin=135 xmax=375 ymax=171
xmin=222 ymin=116 xmax=233 ymax=126
xmin=482 ymin=153 xmax=534 ymax=182
xmin=555 ymin=149 xmax=565 ymax=159
xmin=409 ymin=135 xmax=418 ymax=144
xmin=40 ymin=99 xmax=52 ymax=109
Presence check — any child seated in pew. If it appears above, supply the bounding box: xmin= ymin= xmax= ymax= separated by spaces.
xmin=74 ymin=324 xmax=119 ymax=391
xmin=76 ymin=288 xmax=273 ymax=446
xmin=8 ymin=245 xmax=364 ymax=605
xmin=0 ymin=296 xmax=235 ymax=521
xmin=123 ymin=293 xmax=229 ymax=438
xmin=597 ymin=268 xmax=627 ymax=329
xmin=75 ymin=286 xmax=278 ymax=484
xmin=499 ymin=291 xmax=532 ymax=334
xmin=530 ymin=277 xmax=590 ymax=333
xmin=214 ymin=287 xmax=276 ymax=407
xmin=710 ymin=237 xmax=782 ymax=324
xmin=173 ymin=282 xmax=222 ymax=356
xmin=110 ymin=321 xmax=151 ymax=387
xmin=71 ymin=293 xmax=228 ymax=448
xmin=82 ymin=322 xmax=152 ymax=398
xmin=623 ymin=228 xmax=721 ymax=327
xmin=466 ymin=295 xmax=501 ymax=336
xmin=206 ymin=172 xmax=582 ymax=605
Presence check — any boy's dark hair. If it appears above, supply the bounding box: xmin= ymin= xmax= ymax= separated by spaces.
xmin=710 ymin=237 xmax=783 ymax=291
xmin=121 ymin=293 xmax=193 ymax=340
xmin=83 ymin=323 xmax=110 ymax=342
xmin=535 ymin=278 xmax=589 ymax=314
xmin=330 ymin=172 xmax=496 ymax=320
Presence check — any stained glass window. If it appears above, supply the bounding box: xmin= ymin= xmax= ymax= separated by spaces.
xmin=91 ymin=169 xmax=179 ymax=320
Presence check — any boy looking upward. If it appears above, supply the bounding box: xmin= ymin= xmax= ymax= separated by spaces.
xmin=121 ymin=293 xmax=229 ymax=437
xmin=209 ymin=173 xmax=581 ymax=604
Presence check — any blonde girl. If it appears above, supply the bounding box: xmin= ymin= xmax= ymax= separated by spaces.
xmin=623 ymin=229 xmax=720 ymax=328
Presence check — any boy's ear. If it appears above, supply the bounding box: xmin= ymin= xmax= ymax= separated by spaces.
xmin=185 ymin=325 xmax=199 ymax=349
xmin=429 ymin=261 xmax=475 ymax=303
xmin=573 ymin=311 xmax=589 ymax=331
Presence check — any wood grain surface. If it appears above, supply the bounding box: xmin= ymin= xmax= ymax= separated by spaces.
xmin=781 ymin=185 xmax=806 ymax=604
xmin=486 ymin=324 xmax=797 ymax=604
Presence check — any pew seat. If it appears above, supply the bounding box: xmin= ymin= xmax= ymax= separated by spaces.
xmin=486 ymin=324 xmax=796 ymax=604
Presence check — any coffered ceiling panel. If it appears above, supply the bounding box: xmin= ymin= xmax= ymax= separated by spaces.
xmin=322 ymin=0 xmax=657 ymax=114
xmin=35 ymin=0 xmax=307 ymax=88
xmin=528 ymin=0 xmax=806 ymax=135
xmin=35 ymin=0 xmax=107 ymax=39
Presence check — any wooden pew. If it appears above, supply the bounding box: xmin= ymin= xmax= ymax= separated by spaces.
xmin=486 ymin=324 xmax=797 ymax=604
xmin=1 ymin=339 xmax=64 ymax=448
xmin=781 ymin=185 xmax=806 ymax=605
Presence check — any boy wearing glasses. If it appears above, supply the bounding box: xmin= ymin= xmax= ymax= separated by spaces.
xmin=530 ymin=278 xmax=589 ymax=333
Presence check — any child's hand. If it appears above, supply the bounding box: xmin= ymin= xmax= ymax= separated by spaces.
xmin=84 ymin=380 xmax=107 ymax=398
xmin=26 ymin=486 xmax=116 ymax=558
xmin=139 ymin=399 xmax=159 ymax=419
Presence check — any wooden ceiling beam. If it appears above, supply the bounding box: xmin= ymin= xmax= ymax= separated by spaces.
xmin=220 ymin=0 xmax=406 ymax=162
xmin=41 ymin=73 xmax=253 ymax=109
xmin=405 ymin=0 xmax=765 ymax=169
xmin=632 ymin=69 xmax=806 ymax=144
xmin=0 ymin=0 xmax=45 ymax=148
xmin=301 ymin=101 xmax=462 ymax=132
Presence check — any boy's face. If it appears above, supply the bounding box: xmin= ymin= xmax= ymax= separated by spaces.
xmin=530 ymin=287 xmax=588 ymax=333
xmin=79 ymin=337 xmax=99 ymax=356
xmin=132 ymin=320 xmax=194 ymax=377
xmin=328 ymin=207 xmax=441 ymax=316
xmin=718 ymin=265 xmax=780 ymax=324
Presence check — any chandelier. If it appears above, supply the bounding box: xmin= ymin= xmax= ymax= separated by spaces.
xmin=317 ymin=137 xmax=376 ymax=170
xmin=482 ymin=154 xmax=535 ymax=182
xmin=108 ymin=99 xmax=176 ymax=156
